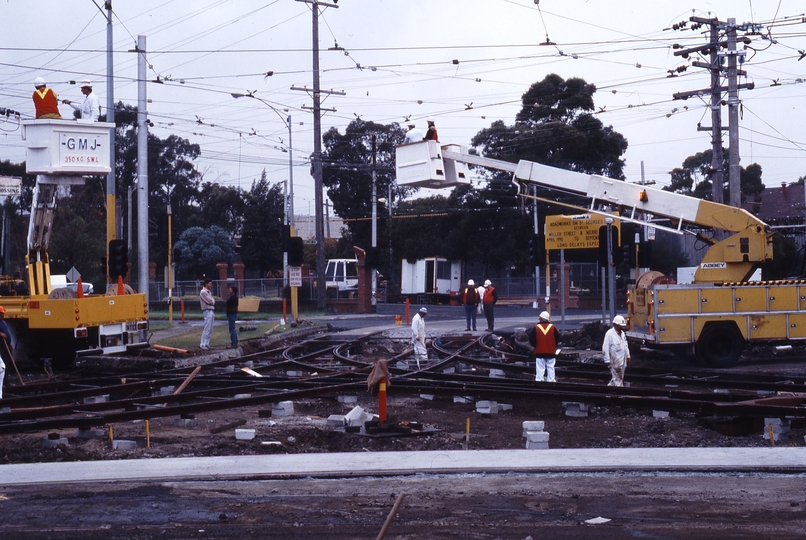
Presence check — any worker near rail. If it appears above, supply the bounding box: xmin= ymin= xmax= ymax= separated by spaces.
xmin=411 ymin=307 xmax=428 ymax=369
xmin=32 ymin=77 xmax=62 ymax=119
xmin=481 ymin=279 xmax=498 ymax=332
xmin=603 ymin=315 xmax=630 ymax=387
xmin=226 ymin=285 xmax=239 ymax=349
xmin=63 ymin=79 xmax=100 ymax=122
xmin=199 ymin=278 xmax=215 ymax=350
xmin=527 ymin=311 xmax=561 ymax=382
xmin=461 ymin=279 xmax=480 ymax=331
xmin=0 ymin=307 xmax=11 ymax=399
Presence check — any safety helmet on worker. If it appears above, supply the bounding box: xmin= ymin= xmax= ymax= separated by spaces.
xmin=467 ymin=279 xmax=474 ymax=286
xmin=34 ymin=77 xmax=46 ymax=87
xmin=484 ymin=279 xmax=491 ymax=287
xmin=539 ymin=311 xmax=551 ymax=322
xmin=80 ymin=79 xmax=92 ymax=88
xmin=613 ymin=315 xmax=627 ymax=326
xmin=419 ymin=307 xmax=427 ymax=314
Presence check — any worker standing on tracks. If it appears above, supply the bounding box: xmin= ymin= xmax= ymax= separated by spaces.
xmin=527 ymin=311 xmax=561 ymax=382
xmin=62 ymin=80 xmax=100 ymax=122
xmin=199 ymin=279 xmax=215 ymax=350
xmin=226 ymin=285 xmax=239 ymax=349
xmin=462 ymin=279 xmax=479 ymax=331
xmin=482 ymin=279 xmax=498 ymax=332
xmin=0 ymin=307 xmax=10 ymax=398
xmin=411 ymin=307 xmax=428 ymax=369
xmin=32 ymin=77 xmax=62 ymax=119
xmin=603 ymin=315 xmax=630 ymax=387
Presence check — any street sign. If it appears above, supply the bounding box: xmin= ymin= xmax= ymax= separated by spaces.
xmin=289 ymin=266 xmax=302 ymax=288
xmin=0 ymin=176 xmax=22 ymax=196
xmin=545 ymin=214 xmax=620 ymax=250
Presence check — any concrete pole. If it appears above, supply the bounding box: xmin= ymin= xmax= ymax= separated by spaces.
xmin=106 ymin=2 xmax=116 ymax=242
xmin=727 ymin=18 xmax=741 ymax=208
xmin=311 ymin=4 xmax=326 ymax=309
xmin=371 ymin=136 xmax=377 ymax=310
xmin=606 ymin=218 xmax=615 ymax=323
xmin=708 ymin=23 xmax=725 ymax=205
xmin=136 ymin=35 xmax=149 ymax=302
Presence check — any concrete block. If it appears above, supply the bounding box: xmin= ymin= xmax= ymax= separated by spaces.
xmin=0 ymin=407 xmax=11 ymax=414
xmin=525 ymin=431 xmax=550 ymax=443
xmin=419 ymin=394 xmax=435 ymax=401
xmin=476 ymin=401 xmax=498 ymax=414
xmin=42 ymin=437 xmax=69 ymax=448
xmin=565 ymin=409 xmax=589 ymax=418
xmin=233 ymin=393 xmax=252 ymax=399
xmin=272 ymin=401 xmax=295 ymax=416
xmin=499 ymin=403 xmax=513 ymax=412
xmin=112 ymin=439 xmax=136 ymax=451
xmin=526 ymin=440 xmax=549 ymax=450
xmin=159 ymin=387 xmax=175 ymax=396
xmin=261 ymin=441 xmax=282 ymax=447
xmin=344 ymin=406 xmax=369 ymax=427
xmin=395 ymin=361 xmax=408 ymax=370
xmin=76 ymin=428 xmax=106 ymax=439
xmin=173 ymin=418 xmax=198 ymax=428
xmin=235 ymin=429 xmax=256 ymax=440
xmin=83 ymin=394 xmax=109 ymax=404
xmin=653 ymin=410 xmax=670 ymax=418
xmin=764 ymin=418 xmax=791 ymax=427
xmin=522 ymin=421 xmax=545 ymax=435
xmin=453 ymin=396 xmax=473 ymax=404
xmin=286 ymin=370 xmax=303 ymax=377
xmin=489 ymin=369 xmax=506 ymax=379
xmin=338 ymin=395 xmax=358 ymax=404
xmin=327 ymin=414 xmax=346 ymax=427
xmin=442 ymin=367 xmax=455 ymax=374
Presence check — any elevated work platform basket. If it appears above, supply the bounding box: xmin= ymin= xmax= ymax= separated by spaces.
xmin=22 ymin=120 xmax=114 ymax=175
xmin=395 ymin=141 xmax=470 ymax=189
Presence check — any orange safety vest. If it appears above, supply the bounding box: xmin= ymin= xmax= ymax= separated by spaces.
xmin=462 ymin=286 xmax=478 ymax=305
xmin=33 ymin=88 xmax=60 ymax=118
xmin=483 ymin=285 xmax=495 ymax=304
xmin=533 ymin=322 xmax=557 ymax=356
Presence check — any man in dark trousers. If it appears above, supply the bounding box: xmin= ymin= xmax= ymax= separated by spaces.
xmin=226 ymin=285 xmax=239 ymax=349
xmin=461 ymin=279 xmax=479 ymax=331
xmin=0 ymin=307 xmax=11 ymax=398
xmin=527 ymin=311 xmax=561 ymax=382
xmin=482 ymin=279 xmax=498 ymax=331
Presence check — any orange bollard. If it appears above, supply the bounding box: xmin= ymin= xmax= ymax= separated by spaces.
xmin=405 ymin=298 xmax=410 ymax=325
xmin=117 ymin=275 xmax=124 ymax=296
xmin=378 ymin=378 xmax=387 ymax=424
xmin=76 ymin=277 xmax=84 ymax=298
xmin=283 ymin=298 xmax=287 ymax=324
xmin=181 ymin=299 xmax=186 ymax=323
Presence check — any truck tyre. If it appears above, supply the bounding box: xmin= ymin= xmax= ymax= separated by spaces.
xmin=695 ymin=323 xmax=743 ymax=368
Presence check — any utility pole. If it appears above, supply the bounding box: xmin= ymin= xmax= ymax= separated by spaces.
xmin=672 ymin=16 xmax=754 ymax=208
xmin=293 ymin=0 xmax=343 ymax=309
xmin=136 ymin=35 xmax=149 ymax=302
xmin=105 ymin=2 xmax=116 ymax=243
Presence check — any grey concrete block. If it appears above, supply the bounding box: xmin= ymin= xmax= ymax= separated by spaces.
xmin=526 ymin=440 xmax=549 ymax=449
xmin=476 ymin=401 xmax=498 ymax=414
xmin=272 ymin=400 xmax=295 ymax=416
xmin=235 ymin=429 xmax=256 ymax=440
xmin=522 ymin=421 xmax=545 ymax=434
xmin=565 ymin=409 xmax=589 ymax=418
xmin=525 ymin=431 xmax=550 ymax=443
xmin=286 ymin=370 xmax=303 ymax=377
xmin=395 ymin=361 xmax=408 ymax=370
xmin=76 ymin=428 xmax=106 ymax=439
xmin=764 ymin=418 xmax=791 ymax=427
xmin=489 ymin=369 xmax=506 ymax=379
xmin=42 ymin=437 xmax=69 ymax=448
xmin=653 ymin=410 xmax=670 ymax=418
xmin=442 ymin=367 xmax=455 ymax=374
xmin=112 ymin=439 xmax=136 ymax=451
xmin=233 ymin=393 xmax=252 ymax=399
xmin=173 ymin=418 xmax=198 ymax=428
xmin=327 ymin=414 xmax=346 ymax=427
xmin=499 ymin=403 xmax=513 ymax=412
xmin=83 ymin=394 xmax=109 ymax=404
xmin=419 ymin=394 xmax=435 ymax=401
xmin=453 ymin=396 xmax=473 ymax=404
xmin=344 ymin=406 xmax=368 ymax=427
xmin=0 ymin=407 xmax=11 ymax=414
xmin=159 ymin=387 xmax=175 ymax=396
xmin=338 ymin=395 xmax=358 ymax=404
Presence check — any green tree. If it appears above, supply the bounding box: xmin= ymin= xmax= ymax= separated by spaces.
xmin=240 ymin=171 xmax=285 ymax=276
xmin=173 ymin=225 xmax=236 ymax=279
xmin=665 ymin=148 xmax=765 ymax=203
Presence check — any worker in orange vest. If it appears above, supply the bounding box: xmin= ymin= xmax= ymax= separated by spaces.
xmin=481 ymin=279 xmax=498 ymax=331
xmin=527 ymin=311 xmax=561 ymax=382
xmin=32 ymin=77 xmax=62 ymax=119
xmin=461 ymin=279 xmax=479 ymax=331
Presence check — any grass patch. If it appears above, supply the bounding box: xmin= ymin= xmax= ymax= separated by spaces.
xmin=151 ymin=320 xmax=297 ymax=350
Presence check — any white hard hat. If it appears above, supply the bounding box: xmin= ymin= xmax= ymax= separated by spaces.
xmin=484 ymin=280 xmax=491 ymax=287
xmin=34 ymin=77 xmax=46 ymax=87
xmin=467 ymin=279 xmax=475 ymax=286
xmin=419 ymin=307 xmax=427 ymax=314
xmin=80 ymin=79 xmax=92 ymax=87
xmin=539 ymin=311 xmax=551 ymax=322
xmin=613 ymin=315 xmax=627 ymax=326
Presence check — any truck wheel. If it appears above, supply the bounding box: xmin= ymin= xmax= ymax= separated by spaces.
xmin=695 ymin=324 xmax=743 ymax=368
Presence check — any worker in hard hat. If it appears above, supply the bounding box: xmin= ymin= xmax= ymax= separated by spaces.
xmin=63 ymin=80 xmax=100 ymax=122
xmin=423 ymin=120 xmax=439 ymax=142
xmin=403 ymin=123 xmax=423 ymax=144
xmin=411 ymin=307 xmax=428 ymax=369
xmin=527 ymin=311 xmax=561 ymax=382
xmin=603 ymin=315 xmax=630 ymax=387
xmin=461 ymin=279 xmax=480 ymax=331
xmin=32 ymin=77 xmax=62 ymax=119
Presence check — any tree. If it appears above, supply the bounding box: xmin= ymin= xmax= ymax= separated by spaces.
xmin=472 ymin=74 xmax=628 ymax=179
xmin=665 ymin=148 xmax=765 ymax=203
xmin=173 ymin=225 xmax=236 ymax=279
xmin=240 ymin=171 xmax=285 ymax=276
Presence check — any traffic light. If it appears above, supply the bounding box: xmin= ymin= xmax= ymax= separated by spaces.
xmin=365 ymin=246 xmax=381 ymax=268
xmin=638 ymin=241 xmax=652 ymax=267
xmin=288 ymin=236 xmax=304 ymax=267
xmin=108 ymin=239 xmax=129 ymax=280
xmin=622 ymin=243 xmax=635 ymax=266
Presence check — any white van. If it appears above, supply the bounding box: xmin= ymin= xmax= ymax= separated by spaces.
xmin=325 ymin=259 xmax=358 ymax=292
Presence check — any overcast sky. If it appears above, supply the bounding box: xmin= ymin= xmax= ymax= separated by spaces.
xmin=1 ymin=0 xmax=805 ymax=216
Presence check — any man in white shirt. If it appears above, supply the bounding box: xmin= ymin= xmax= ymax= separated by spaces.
xmin=199 ymin=279 xmax=215 ymax=350
xmin=63 ymin=80 xmax=100 ymax=122
xmin=602 ymin=315 xmax=630 ymax=386
xmin=411 ymin=307 xmax=428 ymax=369
xmin=403 ymin=123 xmax=424 ymax=144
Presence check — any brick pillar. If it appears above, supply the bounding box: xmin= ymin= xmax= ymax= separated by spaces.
xmin=233 ymin=262 xmax=245 ymax=296
xmin=353 ymin=246 xmax=372 ymax=313
xmin=216 ymin=262 xmax=229 ymax=298
xmin=148 ymin=261 xmax=157 ymax=279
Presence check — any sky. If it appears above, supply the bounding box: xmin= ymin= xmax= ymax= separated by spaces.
xmin=1 ymin=0 xmax=805 ymax=218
